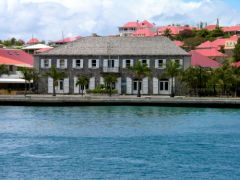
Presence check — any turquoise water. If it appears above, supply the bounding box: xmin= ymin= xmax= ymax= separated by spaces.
xmin=0 ymin=106 xmax=240 ymax=179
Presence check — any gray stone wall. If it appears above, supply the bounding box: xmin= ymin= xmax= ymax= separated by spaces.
xmin=35 ymin=55 xmax=191 ymax=95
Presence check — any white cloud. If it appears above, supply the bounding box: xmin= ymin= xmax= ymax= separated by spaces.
xmin=0 ymin=0 xmax=239 ymax=41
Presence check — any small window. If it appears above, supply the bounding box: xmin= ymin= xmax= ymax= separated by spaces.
xmin=9 ymin=65 xmax=14 ymax=72
xmin=92 ymin=59 xmax=97 ymax=67
xmin=44 ymin=59 xmax=49 ymax=67
xmin=59 ymin=79 xmax=64 ymax=90
xmin=158 ymin=60 xmax=164 ymax=68
xmin=59 ymin=59 xmax=65 ymax=68
xmin=108 ymin=60 xmax=115 ymax=68
xmin=76 ymin=59 xmax=81 ymax=68
xmin=126 ymin=59 xmax=131 ymax=67
xmin=175 ymin=59 xmax=181 ymax=67
xmin=142 ymin=59 xmax=147 ymax=65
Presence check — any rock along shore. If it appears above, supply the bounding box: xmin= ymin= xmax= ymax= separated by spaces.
xmin=0 ymin=95 xmax=240 ymax=108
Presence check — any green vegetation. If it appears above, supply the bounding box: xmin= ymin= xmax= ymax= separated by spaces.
xmin=45 ymin=66 xmax=66 ymax=96
xmin=0 ymin=38 xmax=25 ymax=47
xmin=233 ymin=39 xmax=240 ymax=61
xmin=87 ymin=85 xmax=118 ymax=95
xmin=161 ymin=61 xmax=182 ymax=97
xmin=0 ymin=65 xmax=8 ymax=76
xmin=103 ymin=73 xmax=118 ymax=97
xmin=128 ymin=61 xmax=151 ymax=97
xmin=75 ymin=75 xmax=89 ymax=96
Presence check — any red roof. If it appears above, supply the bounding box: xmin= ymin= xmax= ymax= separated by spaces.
xmin=35 ymin=47 xmax=53 ymax=53
xmin=55 ymin=36 xmax=81 ymax=44
xmin=132 ymin=29 xmax=155 ymax=37
xmin=204 ymin=25 xmax=217 ymax=31
xmin=197 ymin=35 xmax=239 ymax=50
xmin=27 ymin=38 xmax=40 ymax=45
xmin=173 ymin=40 xmax=184 ymax=47
xmin=194 ymin=49 xmax=226 ymax=57
xmin=123 ymin=20 xmax=154 ymax=28
xmin=190 ymin=50 xmax=221 ymax=68
xmin=223 ymin=26 xmax=240 ymax=32
xmin=232 ymin=61 xmax=240 ymax=67
xmin=0 ymin=49 xmax=33 ymax=66
xmin=157 ymin=25 xmax=193 ymax=35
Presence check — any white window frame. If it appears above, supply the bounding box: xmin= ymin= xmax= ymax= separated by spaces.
xmin=59 ymin=59 xmax=65 ymax=69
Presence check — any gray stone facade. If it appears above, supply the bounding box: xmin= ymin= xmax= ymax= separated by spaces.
xmin=34 ymin=37 xmax=190 ymax=95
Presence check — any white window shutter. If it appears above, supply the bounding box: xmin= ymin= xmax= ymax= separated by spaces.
xmin=122 ymin=59 xmax=126 ymax=68
xmin=100 ymin=77 xmax=104 ymax=85
xmin=180 ymin=59 xmax=183 ymax=67
xmin=40 ymin=59 xmax=44 ymax=68
xmin=72 ymin=59 xmax=76 ymax=68
xmin=56 ymin=59 xmax=60 ymax=68
xmin=80 ymin=59 xmax=83 ymax=68
xmin=96 ymin=59 xmax=99 ymax=68
xmin=64 ymin=59 xmax=68 ymax=69
xmin=130 ymin=59 xmax=134 ymax=67
xmin=147 ymin=59 xmax=150 ymax=67
xmin=117 ymin=77 xmax=121 ymax=94
xmin=103 ymin=59 xmax=108 ymax=68
xmin=153 ymin=77 xmax=159 ymax=94
xmin=155 ymin=60 xmax=159 ymax=68
xmin=89 ymin=77 xmax=95 ymax=90
xmin=115 ymin=59 xmax=119 ymax=68
xmin=74 ymin=76 xmax=78 ymax=93
xmin=163 ymin=59 xmax=167 ymax=69
xmin=48 ymin=77 xmax=53 ymax=93
xmin=142 ymin=77 xmax=148 ymax=94
xmin=88 ymin=59 xmax=92 ymax=68
xmin=126 ymin=77 xmax=132 ymax=94
xmin=64 ymin=78 xmax=69 ymax=93
xmin=48 ymin=59 xmax=52 ymax=68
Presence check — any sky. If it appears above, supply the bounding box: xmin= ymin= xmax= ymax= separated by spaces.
xmin=0 ymin=0 xmax=240 ymax=42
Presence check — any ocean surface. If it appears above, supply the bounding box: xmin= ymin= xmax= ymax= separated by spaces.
xmin=0 ymin=106 xmax=240 ymax=180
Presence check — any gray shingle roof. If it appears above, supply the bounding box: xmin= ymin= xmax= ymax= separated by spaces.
xmin=40 ymin=36 xmax=189 ymax=56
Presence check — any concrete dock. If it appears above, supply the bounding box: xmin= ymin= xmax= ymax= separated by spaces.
xmin=0 ymin=95 xmax=240 ymax=108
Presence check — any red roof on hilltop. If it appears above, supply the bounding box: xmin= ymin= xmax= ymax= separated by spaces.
xmin=132 ymin=29 xmax=155 ymax=37
xmin=27 ymin=38 xmax=40 ymax=45
xmin=190 ymin=50 xmax=221 ymax=68
xmin=173 ymin=40 xmax=184 ymax=47
xmin=55 ymin=36 xmax=81 ymax=44
xmin=123 ymin=20 xmax=154 ymax=28
xmin=204 ymin=25 xmax=217 ymax=31
xmin=223 ymin=26 xmax=240 ymax=32
xmin=158 ymin=25 xmax=194 ymax=35
xmin=194 ymin=49 xmax=226 ymax=57
xmin=0 ymin=49 xmax=33 ymax=66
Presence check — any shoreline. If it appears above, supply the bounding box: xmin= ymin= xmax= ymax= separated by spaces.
xmin=0 ymin=95 xmax=240 ymax=108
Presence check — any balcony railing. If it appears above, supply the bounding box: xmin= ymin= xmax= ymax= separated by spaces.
xmin=102 ymin=67 xmax=119 ymax=73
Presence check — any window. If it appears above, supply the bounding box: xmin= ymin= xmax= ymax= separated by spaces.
xmin=133 ymin=81 xmax=142 ymax=91
xmin=76 ymin=59 xmax=81 ymax=68
xmin=174 ymin=59 xmax=182 ymax=68
xmin=159 ymin=80 xmax=169 ymax=91
xmin=158 ymin=59 xmax=164 ymax=68
xmin=92 ymin=59 xmax=96 ymax=67
xmin=126 ymin=59 xmax=131 ymax=67
xmin=141 ymin=59 xmax=147 ymax=65
xmin=44 ymin=59 xmax=49 ymax=68
xmin=60 ymin=59 xmax=65 ymax=68
xmin=9 ymin=65 xmax=14 ymax=72
xmin=108 ymin=59 xmax=115 ymax=68
xmin=59 ymin=79 xmax=64 ymax=90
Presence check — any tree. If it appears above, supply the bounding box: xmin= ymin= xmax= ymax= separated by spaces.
xmin=163 ymin=28 xmax=173 ymax=39
xmin=103 ymin=74 xmax=118 ymax=97
xmin=233 ymin=39 xmax=240 ymax=62
xmin=75 ymin=75 xmax=89 ymax=96
xmin=0 ymin=64 xmax=8 ymax=76
xmin=45 ymin=66 xmax=66 ymax=96
xmin=208 ymin=27 xmax=224 ymax=38
xmin=19 ymin=67 xmax=34 ymax=96
xmin=161 ymin=61 xmax=181 ymax=97
xmin=183 ymin=36 xmax=206 ymax=51
xmin=128 ymin=61 xmax=151 ymax=97
xmin=196 ymin=29 xmax=210 ymax=38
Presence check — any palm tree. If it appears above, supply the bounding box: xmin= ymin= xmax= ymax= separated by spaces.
xmin=19 ymin=67 xmax=34 ymax=96
xmin=161 ymin=61 xmax=181 ymax=97
xmin=45 ymin=66 xmax=66 ymax=96
xmin=128 ymin=61 xmax=151 ymax=97
xmin=103 ymin=73 xmax=118 ymax=97
xmin=75 ymin=75 xmax=89 ymax=96
xmin=0 ymin=64 xmax=8 ymax=76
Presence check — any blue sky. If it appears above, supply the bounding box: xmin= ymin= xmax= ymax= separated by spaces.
xmin=0 ymin=0 xmax=239 ymax=41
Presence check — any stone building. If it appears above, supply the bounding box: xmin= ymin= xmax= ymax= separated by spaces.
xmin=34 ymin=36 xmax=190 ymax=95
